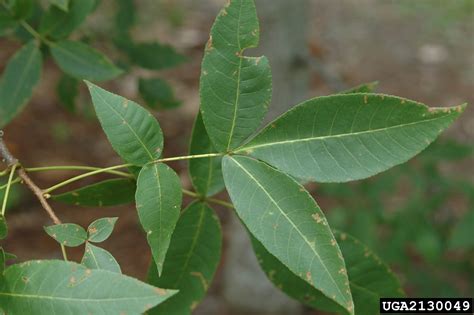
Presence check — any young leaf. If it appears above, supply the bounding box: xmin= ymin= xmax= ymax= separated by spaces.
xmin=252 ymin=231 xmax=404 ymax=315
xmin=44 ymin=223 xmax=87 ymax=247
xmin=52 ymin=178 xmax=136 ymax=207
xmin=87 ymin=217 xmax=118 ymax=243
xmin=81 ymin=242 xmax=121 ymax=273
xmin=123 ymin=42 xmax=187 ymax=70
xmin=237 ymin=94 xmax=465 ymax=183
xmin=136 ymin=163 xmax=182 ymax=276
xmin=0 ymin=41 xmax=42 ymax=128
xmin=56 ymin=73 xmax=78 ymax=112
xmin=40 ymin=0 xmax=96 ymax=39
xmin=341 ymin=81 xmax=378 ymax=94
xmin=87 ymin=82 xmax=164 ymax=165
xmin=0 ymin=260 xmax=177 ymax=314
xmin=222 ymin=155 xmax=353 ymax=314
xmin=50 ymin=40 xmax=122 ymax=81
xmin=139 ymin=78 xmax=181 ymax=109
xmin=189 ymin=112 xmax=225 ymax=197
xmin=199 ymin=0 xmax=272 ymax=152
xmin=148 ymin=202 xmax=222 ymax=315
xmin=49 ymin=0 xmax=69 ymax=11
xmin=0 ymin=215 xmax=7 ymax=239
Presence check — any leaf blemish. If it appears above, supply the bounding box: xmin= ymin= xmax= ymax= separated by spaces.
xmin=311 ymin=213 xmax=323 ymax=223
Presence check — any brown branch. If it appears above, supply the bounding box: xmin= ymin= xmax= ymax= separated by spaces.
xmin=0 ymin=133 xmax=61 ymax=224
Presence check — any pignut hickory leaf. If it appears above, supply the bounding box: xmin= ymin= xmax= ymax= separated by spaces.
xmin=0 ymin=260 xmax=177 ymax=314
xmin=0 ymin=41 xmax=42 ymax=128
xmin=44 ymin=223 xmax=87 ymax=247
xmin=237 ymin=94 xmax=465 ymax=182
xmin=81 ymin=242 xmax=121 ymax=273
xmin=136 ymin=163 xmax=182 ymax=276
xmin=222 ymin=155 xmax=353 ymax=314
xmin=87 ymin=82 xmax=164 ymax=165
xmin=200 ymin=0 xmax=272 ymax=152
xmin=189 ymin=112 xmax=225 ymax=197
xmin=87 ymin=217 xmax=118 ymax=243
xmin=148 ymin=202 xmax=222 ymax=315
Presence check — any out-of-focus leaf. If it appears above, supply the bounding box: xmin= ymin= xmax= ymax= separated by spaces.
xmin=8 ymin=0 xmax=33 ymax=19
xmin=51 ymin=40 xmax=122 ymax=81
xmin=52 ymin=178 xmax=136 ymax=207
xmin=40 ymin=0 xmax=95 ymax=39
xmin=200 ymin=0 xmax=272 ymax=152
xmin=449 ymin=211 xmax=474 ymax=250
xmin=115 ymin=0 xmax=135 ymax=35
xmin=123 ymin=42 xmax=187 ymax=70
xmin=81 ymin=242 xmax=121 ymax=273
xmin=138 ymin=78 xmax=180 ymax=109
xmin=0 ymin=248 xmax=4 ymax=274
xmin=49 ymin=0 xmax=69 ymax=11
xmin=341 ymin=81 xmax=378 ymax=94
xmin=420 ymin=139 xmax=473 ymax=162
xmin=44 ymin=223 xmax=87 ymax=247
xmin=148 ymin=202 xmax=222 ymax=315
xmin=238 ymin=94 xmax=465 ymax=183
xmin=222 ymin=155 xmax=353 ymax=314
xmin=136 ymin=163 xmax=182 ymax=276
xmin=0 ymin=41 xmax=42 ymax=128
xmin=0 ymin=11 xmax=17 ymax=36
xmin=189 ymin=112 xmax=224 ymax=197
xmin=0 ymin=260 xmax=177 ymax=314
xmin=0 ymin=215 xmax=7 ymax=239
xmin=87 ymin=83 xmax=164 ymax=165
xmin=87 ymin=217 xmax=118 ymax=243
xmin=56 ymin=73 xmax=78 ymax=112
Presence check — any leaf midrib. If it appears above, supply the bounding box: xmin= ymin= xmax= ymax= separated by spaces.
xmin=238 ymin=111 xmax=456 ymax=152
xmin=0 ymin=292 xmax=159 ymax=302
xmin=229 ymin=157 xmax=348 ymax=307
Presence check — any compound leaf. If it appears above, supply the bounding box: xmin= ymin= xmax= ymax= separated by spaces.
xmin=51 ymin=40 xmax=122 ymax=81
xmin=148 ymin=201 xmax=222 ymax=315
xmin=44 ymin=223 xmax=87 ymax=247
xmin=81 ymin=242 xmax=121 ymax=273
xmin=238 ymin=94 xmax=465 ymax=183
xmin=222 ymin=155 xmax=353 ymax=314
xmin=189 ymin=112 xmax=225 ymax=197
xmin=87 ymin=82 xmax=164 ymax=166
xmin=0 ymin=41 xmax=42 ymax=128
xmin=0 ymin=260 xmax=177 ymax=314
xmin=87 ymin=217 xmax=118 ymax=243
xmin=52 ymin=178 xmax=136 ymax=207
xmin=136 ymin=163 xmax=182 ymax=276
xmin=200 ymin=0 xmax=272 ymax=151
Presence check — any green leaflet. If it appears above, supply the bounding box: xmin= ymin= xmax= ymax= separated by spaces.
xmin=449 ymin=210 xmax=474 ymax=250
xmin=136 ymin=163 xmax=182 ymax=276
xmin=50 ymin=40 xmax=122 ymax=81
xmin=237 ymin=94 xmax=465 ymax=183
xmin=121 ymin=42 xmax=187 ymax=70
xmin=0 ymin=41 xmax=42 ymax=128
xmin=52 ymin=178 xmax=136 ymax=207
xmin=189 ymin=112 xmax=225 ymax=197
xmin=252 ymin=231 xmax=404 ymax=315
xmin=87 ymin=83 xmax=164 ymax=166
xmin=87 ymin=217 xmax=118 ymax=243
xmin=148 ymin=202 xmax=222 ymax=315
xmin=40 ymin=0 xmax=95 ymax=39
xmin=199 ymin=0 xmax=272 ymax=152
xmin=341 ymin=81 xmax=378 ymax=94
xmin=222 ymin=155 xmax=353 ymax=314
xmin=138 ymin=78 xmax=180 ymax=109
xmin=0 ymin=248 xmax=5 ymax=275
xmin=44 ymin=223 xmax=87 ymax=247
xmin=0 ymin=260 xmax=176 ymax=314
xmin=48 ymin=0 xmax=69 ymax=11
xmin=0 ymin=215 xmax=7 ymax=239
xmin=56 ymin=73 xmax=78 ymax=112
xmin=81 ymin=242 xmax=121 ymax=273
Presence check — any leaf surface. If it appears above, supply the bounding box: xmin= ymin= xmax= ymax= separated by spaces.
xmin=148 ymin=202 xmax=222 ymax=315
xmin=87 ymin=83 xmax=164 ymax=165
xmin=44 ymin=223 xmax=87 ymax=247
xmin=0 ymin=215 xmax=7 ymax=239
xmin=0 ymin=260 xmax=176 ymax=314
xmin=51 ymin=40 xmax=122 ymax=81
xmin=222 ymin=155 xmax=353 ymax=313
xmin=49 ymin=0 xmax=69 ymax=11
xmin=56 ymin=73 xmax=78 ymax=112
xmin=122 ymin=42 xmax=186 ymax=70
xmin=189 ymin=112 xmax=225 ymax=196
xmin=139 ymin=78 xmax=180 ymax=109
xmin=0 ymin=41 xmax=42 ymax=128
xmin=52 ymin=178 xmax=136 ymax=207
xmin=238 ymin=94 xmax=465 ymax=182
xmin=200 ymin=0 xmax=272 ymax=151
xmin=136 ymin=163 xmax=182 ymax=275
xmin=87 ymin=217 xmax=118 ymax=243
xmin=81 ymin=242 xmax=121 ymax=273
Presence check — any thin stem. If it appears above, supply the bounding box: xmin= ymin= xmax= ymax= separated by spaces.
xmin=0 ymin=177 xmax=20 ymax=191
xmin=155 ymin=153 xmax=223 ymax=163
xmin=25 ymin=165 xmax=133 ymax=178
xmin=60 ymin=244 xmax=68 ymax=261
xmin=182 ymin=189 xmax=200 ymax=199
xmin=43 ymin=164 xmax=132 ymax=194
xmin=182 ymin=189 xmax=234 ymax=210
xmin=1 ymin=164 xmax=17 ymax=216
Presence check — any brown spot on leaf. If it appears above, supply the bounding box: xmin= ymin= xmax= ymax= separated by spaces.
xmin=155 ymin=288 xmax=168 ymax=296
xmin=312 ymin=213 xmax=323 ymax=223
